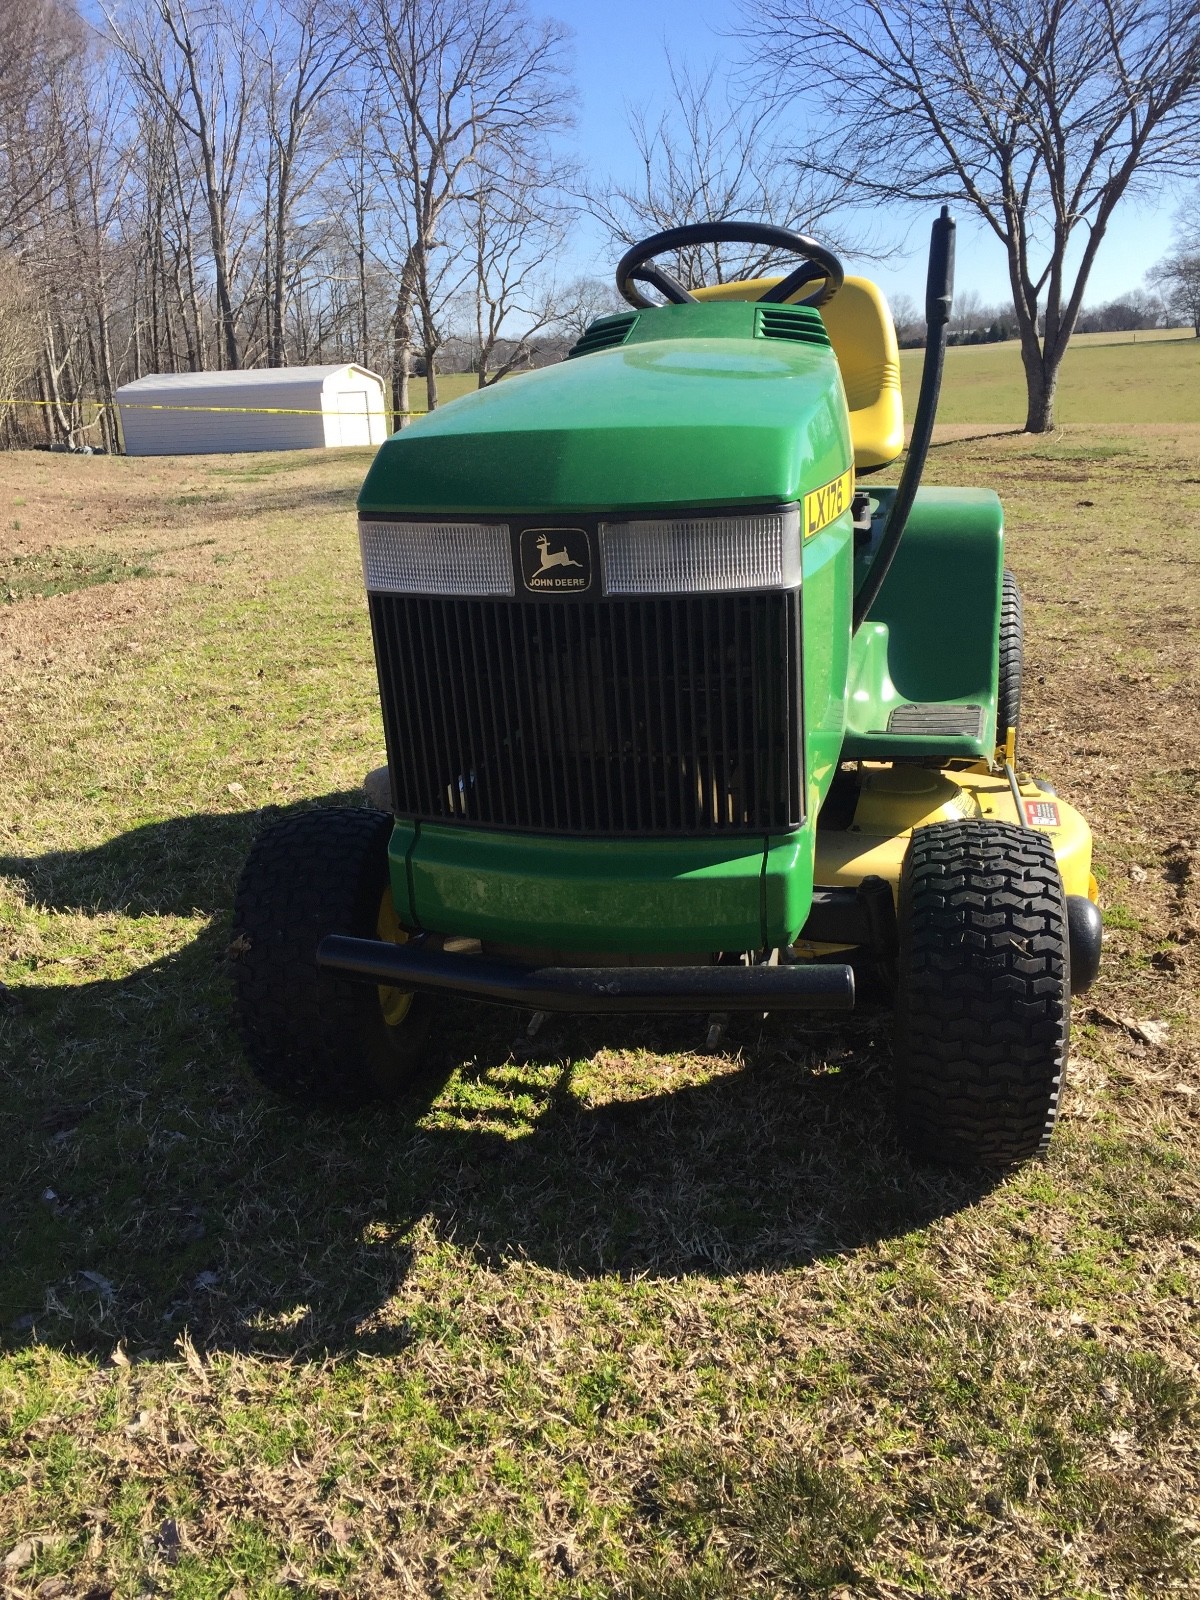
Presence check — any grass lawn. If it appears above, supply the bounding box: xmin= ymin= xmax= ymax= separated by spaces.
xmin=900 ymin=332 xmax=1200 ymax=425
xmin=1 ymin=423 xmax=1199 ymax=1597
xmin=409 ymin=373 xmax=480 ymax=413
xmin=425 ymin=326 xmax=1200 ymax=429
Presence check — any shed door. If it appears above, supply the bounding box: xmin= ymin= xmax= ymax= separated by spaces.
xmin=337 ymin=389 xmax=372 ymax=446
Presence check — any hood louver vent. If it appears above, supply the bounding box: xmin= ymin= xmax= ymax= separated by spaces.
xmin=567 ymin=312 xmax=639 ymax=359
xmin=755 ymin=305 xmax=831 ymax=347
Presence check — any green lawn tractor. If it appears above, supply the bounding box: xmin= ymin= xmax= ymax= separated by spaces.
xmin=232 ymin=212 xmax=1102 ymax=1167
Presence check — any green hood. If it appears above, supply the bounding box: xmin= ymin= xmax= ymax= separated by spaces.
xmin=358 ymin=301 xmax=853 ymax=517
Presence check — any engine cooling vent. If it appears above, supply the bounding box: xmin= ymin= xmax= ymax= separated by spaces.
xmin=566 ymin=312 xmax=639 ymax=359
xmin=755 ymin=305 xmax=831 ymax=347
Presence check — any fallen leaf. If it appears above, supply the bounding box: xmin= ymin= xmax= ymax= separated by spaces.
xmin=4 ymin=1535 xmax=62 ymax=1570
xmin=4 ymin=1541 xmax=36 ymax=1571
xmin=1127 ymin=1017 xmax=1170 ymax=1048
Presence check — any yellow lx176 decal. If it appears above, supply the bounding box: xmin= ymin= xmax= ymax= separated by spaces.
xmin=803 ymin=467 xmax=854 ymax=538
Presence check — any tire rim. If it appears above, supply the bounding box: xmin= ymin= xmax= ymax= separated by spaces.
xmin=376 ymin=890 xmax=414 ymax=1028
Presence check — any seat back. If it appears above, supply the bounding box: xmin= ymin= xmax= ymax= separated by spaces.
xmin=691 ymin=274 xmax=905 ymax=470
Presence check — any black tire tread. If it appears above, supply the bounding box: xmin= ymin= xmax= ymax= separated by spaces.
xmin=997 ymin=568 xmax=1023 ymax=746
xmin=230 ymin=806 xmax=427 ymax=1107
xmin=893 ymin=819 xmax=1069 ymax=1167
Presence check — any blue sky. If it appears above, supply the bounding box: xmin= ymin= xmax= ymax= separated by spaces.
xmin=540 ymin=0 xmax=1181 ymax=311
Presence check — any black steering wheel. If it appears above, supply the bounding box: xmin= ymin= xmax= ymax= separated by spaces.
xmin=616 ymin=221 xmax=845 ymax=311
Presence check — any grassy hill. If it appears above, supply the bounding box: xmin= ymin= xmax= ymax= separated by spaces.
xmin=417 ymin=329 xmax=1200 ymax=429
xmin=900 ymin=329 xmax=1200 ymax=425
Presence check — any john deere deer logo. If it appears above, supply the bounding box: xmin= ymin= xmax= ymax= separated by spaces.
xmin=520 ymin=526 xmax=591 ymax=593
xmin=535 ymin=532 xmax=582 ymax=573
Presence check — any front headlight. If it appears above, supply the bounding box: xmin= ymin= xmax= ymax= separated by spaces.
xmin=599 ymin=508 xmax=801 ymax=595
xmin=359 ymin=519 xmax=514 ymax=597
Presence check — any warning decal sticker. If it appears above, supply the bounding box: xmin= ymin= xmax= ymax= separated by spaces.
xmin=1024 ymin=797 xmax=1061 ymax=829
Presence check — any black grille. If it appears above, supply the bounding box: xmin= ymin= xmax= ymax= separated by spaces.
xmin=369 ymin=592 xmax=803 ymax=835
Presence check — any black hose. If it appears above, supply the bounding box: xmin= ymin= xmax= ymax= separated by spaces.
xmin=852 ymin=207 xmax=955 ymax=632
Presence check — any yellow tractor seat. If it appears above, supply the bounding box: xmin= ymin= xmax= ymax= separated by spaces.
xmin=691 ymin=274 xmax=905 ymax=471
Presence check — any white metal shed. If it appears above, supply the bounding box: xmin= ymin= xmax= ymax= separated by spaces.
xmin=115 ymin=364 xmax=389 ymax=456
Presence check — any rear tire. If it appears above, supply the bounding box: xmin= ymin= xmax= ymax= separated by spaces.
xmin=997 ymin=568 xmax=1023 ymax=749
xmin=893 ymin=820 xmax=1069 ymax=1167
xmin=230 ymin=806 xmax=432 ymax=1107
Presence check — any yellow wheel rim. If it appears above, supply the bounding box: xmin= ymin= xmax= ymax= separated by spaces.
xmin=376 ymin=890 xmax=415 ymax=1029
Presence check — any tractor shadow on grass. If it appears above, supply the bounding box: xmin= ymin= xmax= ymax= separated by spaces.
xmin=0 ymin=808 xmax=999 ymax=1361
xmin=0 ymin=802 xmax=346 ymax=918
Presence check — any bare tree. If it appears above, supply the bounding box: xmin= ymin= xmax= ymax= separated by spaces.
xmin=0 ymin=0 xmax=85 ymax=249
xmin=456 ymin=121 xmax=575 ymax=386
xmin=108 ymin=0 xmax=263 ymax=370
xmin=254 ymin=0 xmax=350 ymax=366
xmin=887 ymin=290 xmax=922 ymax=344
xmin=0 ymin=257 xmax=37 ymax=441
xmin=588 ymin=57 xmax=854 ymax=293
xmin=555 ymin=275 xmax=627 ymax=342
xmin=1157 ymin=202 xmax=1200 ymax=335
xmin=740 ymin=0 xmax=1200 ymax=431
xmin=358 ymin=0 xmax=571 ymax=419
xmin=327 ymin=99 xmax=380 ymax=364
xmin=949 ymin=287 xmax=985 ymax=343
xmin=1158 ymin=252 xmax=1200 ymax=334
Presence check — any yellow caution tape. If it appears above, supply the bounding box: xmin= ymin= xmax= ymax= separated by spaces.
xmin=0 ymin=396 xmax=419 ymax=416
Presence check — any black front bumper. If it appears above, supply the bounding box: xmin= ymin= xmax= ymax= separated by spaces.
xmin=317 ymin=935 xmax=856 ymax=1014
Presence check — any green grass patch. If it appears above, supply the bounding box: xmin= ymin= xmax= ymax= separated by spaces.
xmin=1 ymin=544 xmax=155 ymax=602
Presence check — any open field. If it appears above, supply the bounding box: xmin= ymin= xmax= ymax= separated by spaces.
xmin=424 ymin=329 xmax=1200 ymax=429
xmin=900 ymin=333 xmax=1200 ymax=425
xmin=2 ymin=425 xmax=1199 ymax=1597
xmin=409 ymin=374 xmax=480 ymax=413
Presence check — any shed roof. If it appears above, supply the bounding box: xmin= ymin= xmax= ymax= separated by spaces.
xmin=116 ymin=364 xmax=381 ymax=395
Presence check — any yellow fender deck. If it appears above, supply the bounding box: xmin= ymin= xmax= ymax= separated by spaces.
xmin=797 ymin=762 xmax=1096 ymax=957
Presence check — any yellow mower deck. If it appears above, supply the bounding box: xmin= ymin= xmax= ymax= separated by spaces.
xmin=796 ymin=761 xmax=1097 ymax=958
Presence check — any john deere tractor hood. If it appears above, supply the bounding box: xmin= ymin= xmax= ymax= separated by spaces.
xmin=358 ymin=301 xmax=853 ymax=517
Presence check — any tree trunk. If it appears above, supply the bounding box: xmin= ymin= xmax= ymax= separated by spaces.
xmin=392 ymin=288 xmax=413 ymax=430
xmin=1019 ymin=341 xmax=1059 ymax=433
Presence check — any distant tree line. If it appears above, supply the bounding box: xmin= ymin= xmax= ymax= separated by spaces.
xmin=893 ymin=259 xmax=1200 ymax=348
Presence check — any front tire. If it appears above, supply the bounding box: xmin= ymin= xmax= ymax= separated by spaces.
xmin=230 ymin=806 xmax=432 ymax=1107
xmin=893 ymin=820 xmax=1069 ymax=1167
